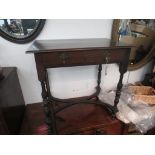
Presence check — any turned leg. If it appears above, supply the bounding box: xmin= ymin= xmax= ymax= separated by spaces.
xmin=114 ymin=73 xmax=124 ymax=108
xmin=41 ymin=81 xmax=57 ymax=134
xmin=114 ymin=63 xmax=127 ymax=108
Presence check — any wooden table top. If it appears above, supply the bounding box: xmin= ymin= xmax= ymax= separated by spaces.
xmin=27 ymin=38 xmax=132 ymax=53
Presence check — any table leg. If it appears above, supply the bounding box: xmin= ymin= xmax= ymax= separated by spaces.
xmin=41 ymin=81 xmax=57 ymax=134
xmin=114 ymin=63 xmax=126 ymax=108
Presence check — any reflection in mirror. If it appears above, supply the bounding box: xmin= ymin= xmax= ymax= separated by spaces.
xmin=0 ymin=19 xmax=40 ymax=39
xmin=113 ymin=19 xmax=155 ymax=70
xmin=119 ymin=20 xmax=155 ymax=64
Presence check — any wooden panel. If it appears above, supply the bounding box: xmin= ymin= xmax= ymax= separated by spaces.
xmin=73 ymin=123 xmax=122 ymax=135
xmin=0 ymin=109 xmax=9 ymax=135
xmin=21 ymin=102 xmax=127 ymax=135
xmin=27 ymin=38 xmax=132 ymax=53
xmin=0 ymin=67 xmax=25 ymax=134
xmin=57 ymin=103 xmax=124 ymax=135
xmin=36 ymin=49 xmax=129 ymax=68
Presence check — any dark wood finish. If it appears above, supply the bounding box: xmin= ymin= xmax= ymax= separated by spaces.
xmin=0 ymin=109 xmax=9 ymax=134
xmin=27 ymin=38 xmax=131 ymax=53
xmin=0 ymin=67 xmax=25 ymax=134
xmin=0 ymin=68 xmax=4 ymax=80
xmin=21 ymin=102 xmax=128 ymax=135
xmin=27 ymin=38 xmax=131 ymax=134
xmin=152 ymin=55 xmax=155 ymax=88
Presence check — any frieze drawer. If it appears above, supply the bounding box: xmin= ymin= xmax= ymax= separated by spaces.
xmin=36 ymin=49 xmax=128 ymax=68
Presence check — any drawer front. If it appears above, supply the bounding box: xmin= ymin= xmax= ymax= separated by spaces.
xmin=39 ymin=49 xmax=128 ymax=68
xmin=82 ymin=125 xmax=122 ymax=135
xmin=65 ymin=123 xmax=124 ymax=135
xmin=80 ymin=128 xmax=108 ymax=135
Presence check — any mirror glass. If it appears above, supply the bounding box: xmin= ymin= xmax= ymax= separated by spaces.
xmin=117 ymin=19 xmax=155 ymax=66
xmin=0 ymin=19 xmax=40 ymax=39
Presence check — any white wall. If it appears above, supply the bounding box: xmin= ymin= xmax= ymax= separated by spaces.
xmin=0 ymin=19 xmax=152 ymax=104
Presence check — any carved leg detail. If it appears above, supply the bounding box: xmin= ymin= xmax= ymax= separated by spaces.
xmin=43 ymin=99 xmax=54 ymax=134
xmin=114 ymin=64 xmax=125 ymax=108
xmin=41 ymin=81 xmax=57 ymax=135
xmin=96 ymin=64 xmax=102 ymax=97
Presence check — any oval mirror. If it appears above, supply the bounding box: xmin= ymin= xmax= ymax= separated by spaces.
xmin=112 ymin=19 xmax=155 ymax=71
xmin=0 ymin=19 xmax=46 ymax=44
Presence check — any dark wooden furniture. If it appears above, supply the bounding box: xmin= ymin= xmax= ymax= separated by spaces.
xmin=152 ymin=53 xmax=155 ymax=89
xmin=21 ymin=102 xmax=128 ymax=135
xmin=27 ymin=38 xmax=131 ymax=135
xmin=0 ymin=67 xmax=25 ymax=134
xmin=0 ymin=67 xmax=4 ymax=80
xmin=0 ymin=109 xmax=9 ymax=134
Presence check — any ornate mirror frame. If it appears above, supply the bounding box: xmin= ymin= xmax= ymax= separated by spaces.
xmin=0 ymin=19 xmax=46 ymax=44
xmin=111 ymin=19 xmax=155 ymax=71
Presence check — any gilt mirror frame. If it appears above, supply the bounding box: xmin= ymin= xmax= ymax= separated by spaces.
xmin=111 ymin=19 xmax=155 ymax=71
xmin=0 ymin=19 xmax=46 ymax=44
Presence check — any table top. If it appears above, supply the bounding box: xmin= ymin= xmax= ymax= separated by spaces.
xmin=26 ymin=38 xmax=132 ymax=54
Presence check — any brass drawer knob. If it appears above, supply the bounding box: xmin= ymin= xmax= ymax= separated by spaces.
xmin=59 ymin=53 xmax=70 ymax=64
xmin=93 ymin=129 xmax=107 ymax=135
